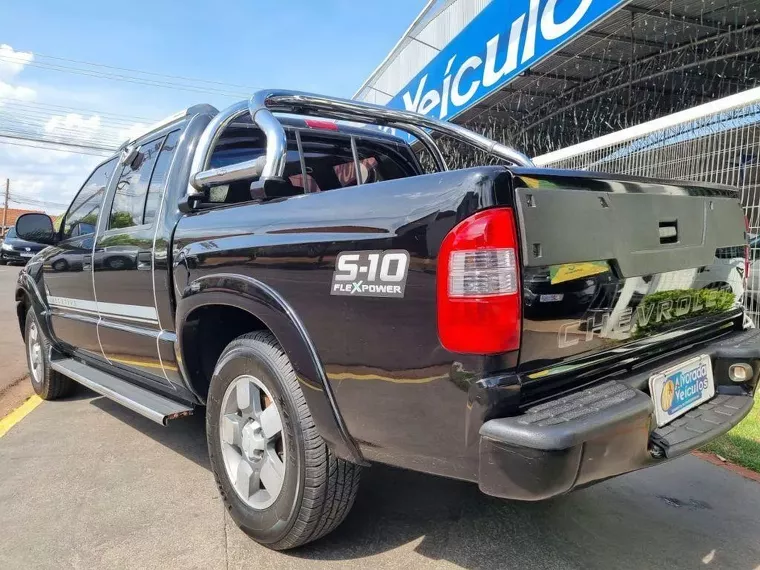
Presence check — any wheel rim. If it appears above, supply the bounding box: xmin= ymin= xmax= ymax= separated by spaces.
xmin=219 ymin=375 xmax=286 ymax=509
xmin=27 ymin=321 xmax=43 ymax=385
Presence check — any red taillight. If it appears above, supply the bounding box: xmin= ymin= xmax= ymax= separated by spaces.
xmin=437 ymin=208 xmax=521 ymax=354
xmin=305 ymin=119 xmax=339 ymax=131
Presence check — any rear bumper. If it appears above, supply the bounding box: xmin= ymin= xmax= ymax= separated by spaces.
xmin=479 ymin=328 xmax=759 ymax=501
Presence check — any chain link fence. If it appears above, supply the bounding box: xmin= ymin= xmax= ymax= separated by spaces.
xmin=533 ymin=87 xmax=760 ymax=322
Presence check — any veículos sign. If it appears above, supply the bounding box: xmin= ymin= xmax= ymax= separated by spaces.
xmin=387 ymin=0 xmax=627 ymax=121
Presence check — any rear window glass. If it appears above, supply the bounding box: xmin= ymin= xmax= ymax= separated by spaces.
xmin=206 ymin=128 xmax=418 ymax=203
xmin=299 ymin=135 xmax=358 ymax=192
xmin=355 ymin=143 xmax=414 ymax=184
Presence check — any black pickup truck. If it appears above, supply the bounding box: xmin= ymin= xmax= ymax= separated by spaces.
xmin=15 ymin=90 xmax=758 ymax=550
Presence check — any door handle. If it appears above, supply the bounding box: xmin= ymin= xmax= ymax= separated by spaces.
xmin=137 ymin=251 xmax=152 ymax=271
xmin=83 ymin=254 xmax=92 ymax=270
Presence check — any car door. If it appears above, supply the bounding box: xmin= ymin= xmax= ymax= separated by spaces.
xmin=93 ymin=131 xmax=180 ymax=388
xmin=41 ymin=157 xmax=117 ymax=359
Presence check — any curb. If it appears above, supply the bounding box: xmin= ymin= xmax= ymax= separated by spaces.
xmin=0 ymin=395 xmax=42 ymax=438
xmin=692 ymin=450 xmax=760 ymax=484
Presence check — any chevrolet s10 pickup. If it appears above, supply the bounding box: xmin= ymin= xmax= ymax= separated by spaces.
xmin=14 ymin=90 xmax=757 ymax=549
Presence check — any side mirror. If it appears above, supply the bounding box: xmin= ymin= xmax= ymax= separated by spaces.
xmin=16 ymin=213 xmax=56 ymax=245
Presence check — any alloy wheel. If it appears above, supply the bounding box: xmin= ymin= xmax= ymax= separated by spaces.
xmin=27 ymin=320 xmax=43 ymax=385
xmin=219 ymin=375 xmax=286 ymax=509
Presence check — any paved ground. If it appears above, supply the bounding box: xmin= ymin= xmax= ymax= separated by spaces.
xmin=1 ymin=262 xmax=759 ymax=569
xmin=0 ymin=265 xmax=34 ymax=416
xmin=2 ymin=391 xmax=760 ymax=570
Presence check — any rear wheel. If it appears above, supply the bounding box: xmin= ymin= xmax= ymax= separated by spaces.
xmin=206 ymin=331 xmax=360 ymax=550
xmin=24 ymin=308 xmax=74 ymax=400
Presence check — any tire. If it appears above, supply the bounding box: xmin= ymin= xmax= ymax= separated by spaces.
xmin=24 ymin=308 xmax=74 ymax=400
xmin=52 ymin=258 xmax=68 ymax=272
xmin=206 ymin=331 xmax=360 ymax=550
xmin=106 ymin=256 xmax=128 ymax=270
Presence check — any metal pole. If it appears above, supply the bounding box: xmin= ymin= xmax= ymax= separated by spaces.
xmin=2 ymin=179 xmax=8 ymax=236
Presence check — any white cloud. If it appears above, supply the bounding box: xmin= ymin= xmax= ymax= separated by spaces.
xmin=44 ymin=113 xmax=102 ymax=141
xmin=0 ymin=81 xmax=35 ymax=101
xmin=0 ymin=44 xmax=33 ymax=80
xmin=0 ymin=144 xmax=103 ymax=214
xmin=0 ymin=44 xmax=36 ymax=106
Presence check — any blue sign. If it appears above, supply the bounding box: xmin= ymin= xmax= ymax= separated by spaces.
xmin=387 ymin=0 xmax=628 ymax=121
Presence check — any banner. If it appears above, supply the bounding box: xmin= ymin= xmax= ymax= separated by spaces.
xmin=387 ymin=0 xmax=628 ymax=122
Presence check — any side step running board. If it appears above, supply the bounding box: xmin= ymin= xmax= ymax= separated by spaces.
xmin=51 ymin=359 xmax=194 ymax=426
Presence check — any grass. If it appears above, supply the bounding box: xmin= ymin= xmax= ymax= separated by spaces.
xmin=701 ymin=391 xmax=760 ymax=473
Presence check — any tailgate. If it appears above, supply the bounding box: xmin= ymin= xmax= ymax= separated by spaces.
xmin=510 ymin=169 xmax=747 ymax=382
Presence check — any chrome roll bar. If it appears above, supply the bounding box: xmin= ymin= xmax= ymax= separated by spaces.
xmin=188 ymin=89 xmax=534 ymax=202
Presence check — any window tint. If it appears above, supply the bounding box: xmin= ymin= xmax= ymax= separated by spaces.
xmin=299 ymin=134 xmax=358 ymax=192
xmin=63 ymin=158 xmax=117 ymax=239
xmin=143 ymin=130 xmax=180 ymax=225
xmin=355 ymin=141 xmax=416 ymax=184
xmin=204 ymin=129 xmax=418 ymax=204
xmin=209 ymin=131 xmax=305 ymax=203
xmin=109 ymin=136 xmax=164 ymax=229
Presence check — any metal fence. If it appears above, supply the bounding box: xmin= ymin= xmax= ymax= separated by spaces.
xmin=533 ymin=87 xmax=760 ymax=321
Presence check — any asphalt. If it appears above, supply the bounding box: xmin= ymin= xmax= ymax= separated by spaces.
xmin=1 ymin=390 xmax=759 ymax=570
xmin=0 ymin=265 xmax=28 ymax=390
xmin=2 ymin=262 xmax=760 ymax=569
xmin=0 ymin=265 xmax=35 ymax=417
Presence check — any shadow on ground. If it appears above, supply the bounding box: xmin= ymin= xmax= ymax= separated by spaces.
xmin=86 ymin=391 xmax=757 ymax=570
xmin=90 ymin=391 xmax=210 ymax=469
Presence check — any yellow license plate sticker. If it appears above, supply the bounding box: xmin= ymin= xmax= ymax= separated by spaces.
xmin=549 ymin=261 xmax=610 ymax=285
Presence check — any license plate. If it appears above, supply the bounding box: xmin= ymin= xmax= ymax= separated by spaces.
xmin=540 ymin=293 xmax=564 ymax=302
xmin=20 ymin=253 xmax=33 ymax=258
xmin=648 ymin=354 xmax=715 ymax=427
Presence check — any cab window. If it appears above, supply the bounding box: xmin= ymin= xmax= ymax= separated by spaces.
xmin=62 ymin=158 xmax=117 ymax=239
xmin=109 ymin=136 xmax=164 ymax=229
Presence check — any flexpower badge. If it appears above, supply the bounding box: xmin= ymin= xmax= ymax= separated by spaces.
xmin=331 ymin=250 xmax=410 ymax=298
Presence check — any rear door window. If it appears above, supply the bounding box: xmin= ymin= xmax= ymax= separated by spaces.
xmin=109 ymin=136 xmax=164 ymax=229
xmin=143 ymin=130 xmax=180 ymax=225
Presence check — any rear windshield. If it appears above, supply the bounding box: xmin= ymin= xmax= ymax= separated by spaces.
xmin=207 ymin=128 xmax=418 ymax=204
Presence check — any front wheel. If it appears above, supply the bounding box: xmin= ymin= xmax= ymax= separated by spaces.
xmin=206 ymin=331 xmax=361 ymax=550
xmin=24 ymin=308 xmax=74 ymax=400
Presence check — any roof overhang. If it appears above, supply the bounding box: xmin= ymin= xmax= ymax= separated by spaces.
xmin=356 ymin=0 xmax=760 ymax=156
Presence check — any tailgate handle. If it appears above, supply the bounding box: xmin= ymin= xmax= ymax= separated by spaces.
xmin=659 ymin=221 xmax=678 ymax=244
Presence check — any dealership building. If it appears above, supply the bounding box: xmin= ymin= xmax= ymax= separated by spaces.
xmin=355 ymin=0 xmax=760 ymax=310
xmin=355 ymin=0 xmax=759 ymax=178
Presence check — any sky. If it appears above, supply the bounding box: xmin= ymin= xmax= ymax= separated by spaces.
xmin=0 ymin=0 xmax=427 ymax=214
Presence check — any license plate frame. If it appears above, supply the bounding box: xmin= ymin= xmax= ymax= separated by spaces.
xmin=539 ymin=293 xmax=564 ymax=303
xmin=20 ymin=253 xmax=33 ymax=258
xmin=648 ymin=354 xmax=715 ymax=428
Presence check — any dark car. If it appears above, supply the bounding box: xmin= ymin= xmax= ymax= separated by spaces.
xmin=1 ymin=227 xmax=46 ymax=265
xmin=523 ymin=264 xmax=617 ymax=319
xmin=13 ymin=90 xmax=757 ymax=551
